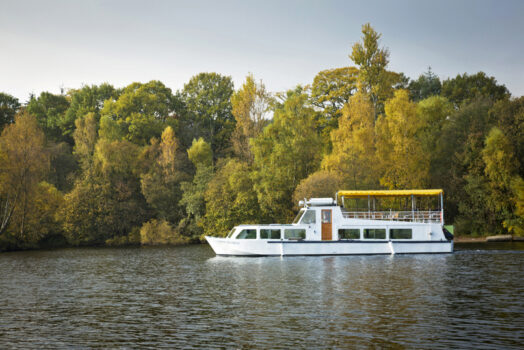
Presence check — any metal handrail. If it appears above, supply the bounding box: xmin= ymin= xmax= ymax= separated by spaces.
xmin=341 ymin=210 xmax=442 ymax=223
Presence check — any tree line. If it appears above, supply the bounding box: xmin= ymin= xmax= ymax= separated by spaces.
xmin=0 ymin=24 xmax=522 ymax=251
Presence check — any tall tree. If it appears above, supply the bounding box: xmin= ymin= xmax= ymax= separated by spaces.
xmin=230 ymin=74 xmax=271 ymax=163
xmin=376 ymin=90 xmax=429 ymax=189
xmin=0 ymin=112 xmax=49 ymax=239
xmin=141 ymin=126 xmax=190 ymax=224
xmin=180 ymin=73 xmax=235 ymax=159
xmin=0 ymin=93 xmax=20 ymax=131
xmin=321 ymin=91 xmax=378 ymax=189
xmin=251 ymin=88 xmax=322 ymax=222
xmin=349 ymin=23 xmax=399 ymax=116
xmin=179 ymin=138 xmax=214 ymax=239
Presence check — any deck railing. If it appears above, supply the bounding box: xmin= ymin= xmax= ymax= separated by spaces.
xmin=341 ymin=210 xmax=442 ymax=223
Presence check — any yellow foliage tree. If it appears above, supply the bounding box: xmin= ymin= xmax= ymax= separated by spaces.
xmin=322 ymin=91 xmax=378 ymax=189
xmin=376 ymin=90 xmax=429 ymax=189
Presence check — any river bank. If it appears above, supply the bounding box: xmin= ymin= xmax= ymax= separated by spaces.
xmin=454 ymin=235 xmax=524 ymax=243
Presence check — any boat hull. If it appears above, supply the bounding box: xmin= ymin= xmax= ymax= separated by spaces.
xmin=205 ymin=236 xmax=453 ymax=256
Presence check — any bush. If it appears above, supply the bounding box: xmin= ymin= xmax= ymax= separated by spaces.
xmin=140 ymin=219 xmax=189 ymax=246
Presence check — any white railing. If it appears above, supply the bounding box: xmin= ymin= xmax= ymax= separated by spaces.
xmin=341 ymin=210 xmax=442 ymax=223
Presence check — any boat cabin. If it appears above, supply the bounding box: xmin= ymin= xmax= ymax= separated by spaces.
xmin=226 ymin=189 xmax=447 ymax=242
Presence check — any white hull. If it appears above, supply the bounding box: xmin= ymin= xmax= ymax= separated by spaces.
xmin=206 ymin=236 xmax=453 ymax=256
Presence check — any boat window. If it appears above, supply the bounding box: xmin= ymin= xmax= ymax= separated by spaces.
xmin=236 ymin=229 xmax=256 ymax=239
xmin=227 ymin=228 xmax=236 ymax=238
xmin=363 ymin=228 xmax=386 ymax=239
xmin=390 ymin=228 xmax=412 ymax=239
xmin=321 ymin=210 xmax=332 ymax=223
xmin=339 ymin=228 xmax=360 ymax=239
xmin=300 ymin=210 xmax=316 ymax=224
xmin=293 ymin=209 xmax=305 ymax=224
xmin=260 ymin=229 xmax=281 ymax=239
xmin=284 ymin=228 xmax=306 ymax=240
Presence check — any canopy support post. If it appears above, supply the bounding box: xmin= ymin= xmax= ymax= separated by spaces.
xmin=411 ymin=194 xmax=415 ymax=221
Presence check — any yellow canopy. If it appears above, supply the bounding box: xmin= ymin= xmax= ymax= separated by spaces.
xmin=337 ymin=189 xmax=443 ymax=198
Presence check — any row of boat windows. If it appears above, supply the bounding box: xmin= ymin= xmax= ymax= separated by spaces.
xmin=236 ymin=229 xmax=306 ymax=240
xmin=236 ymin=228 xmax=413 ymax=240
xmin=339 ymin=228 xmax=413 ymax=239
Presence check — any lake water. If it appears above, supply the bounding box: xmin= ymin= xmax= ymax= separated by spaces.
xmin=1 ymin=243 xmax=523 ymax=349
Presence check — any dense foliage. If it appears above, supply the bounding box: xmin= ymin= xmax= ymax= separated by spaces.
xmin=0 ymin=24 xmax=522 ymax=250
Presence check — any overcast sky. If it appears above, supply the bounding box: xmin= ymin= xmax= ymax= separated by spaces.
xmin=1 ymin=0 xmax=523 ymax=102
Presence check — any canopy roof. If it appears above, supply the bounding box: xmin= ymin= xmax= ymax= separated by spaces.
xmin=337 ymin=189 xmax=443 ymax=198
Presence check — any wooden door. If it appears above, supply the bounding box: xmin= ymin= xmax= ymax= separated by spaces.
xmin=321 ymin=209 xmax=332 ymax=240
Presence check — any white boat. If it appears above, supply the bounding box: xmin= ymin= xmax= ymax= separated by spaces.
xmin=205 ymin=189 xmax=454 ymax=256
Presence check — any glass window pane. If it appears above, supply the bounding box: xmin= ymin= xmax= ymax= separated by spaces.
xmin=322 ymin=210 xmax=332 ymax=223
xmin=236 ymin=229 xmax=256 ymax=239
xmin=300 ymin=210 xmax=316 ymax=224
xmin=363 ymin=228 xmax=386 ymax=239
xmin=293 ymin=209 xmax=305 ymax=224
xmin=390 ymin=228 xmax=412 ymax=239
xmin=339 ymin=228 xmax=360 ymax=239
xmin=260 ymin=229 xmax=281 ymax=239
xmin=284 ymin=229 xmax=306 ymax=240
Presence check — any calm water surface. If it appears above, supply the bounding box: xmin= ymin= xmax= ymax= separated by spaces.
xmin=1 ymin=243 xmax=523 ymax=349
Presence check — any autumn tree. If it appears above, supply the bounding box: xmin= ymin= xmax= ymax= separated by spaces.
xmin=322 ymin=91 xmax=378 ymax=189
xmin=141 ymin=126 xmax=190 ymax=224
xmin=293 ymin=171 xmax=342 ymax=208
xmin=376 ymin=90 xmax=429 ymax=189
xmin=251 ymin=88 xmax=322 ymax=222
xmin=0 ymin=112 xmax=53 ymax=248
xmin=230 ymin=74 xmax=271 ymax=163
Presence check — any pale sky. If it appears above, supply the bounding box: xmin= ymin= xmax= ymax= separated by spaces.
xmin=1 ymin=0 xmax=523 ymax=103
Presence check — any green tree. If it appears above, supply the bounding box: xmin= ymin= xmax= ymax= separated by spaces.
xmin=99 ymin=81 xmax=181 ymax=145
xmin=251 ymin=88 xmax=322 ymax=222
xmin=73 ymin=112 xmax=98 ymax=170
xmin=310 ymin=67 xmax=359 ymax=139
xmin=203 ymin=159 xmax=260 ymax=237
xmin=441 ymin=72 xmax=510 ymax=106
xmin=61 ymin=83 xmax=118 ymax=140
xmin=180 ymin=73 xmax=235 ymax=158
xmin=0 ymin=93 xmax=20 ymax=131
xmin=179 ymin=138 xmax=214 ymax=239
xmin=230 ymin=74 xmax=271 ymax=163
xmin=26 ymin=91 xmax=70 ymax=143
xmin=408 ymin=67 xmax=441 ymax=101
